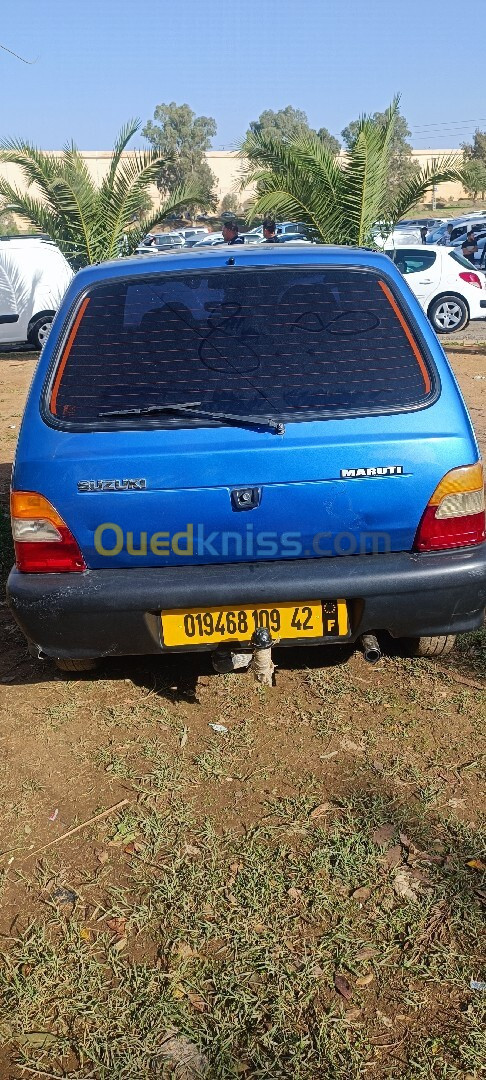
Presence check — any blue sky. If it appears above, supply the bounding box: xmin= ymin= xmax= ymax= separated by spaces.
xmin=1 ymin=0 xmax=485 ymax=150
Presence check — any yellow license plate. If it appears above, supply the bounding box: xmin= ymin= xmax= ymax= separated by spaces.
xmin=161 ymin=600 xmax=348 ymax=648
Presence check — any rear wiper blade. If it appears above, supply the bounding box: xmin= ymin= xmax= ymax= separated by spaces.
xmin=99 ymin=401 xmax=285 ymax=434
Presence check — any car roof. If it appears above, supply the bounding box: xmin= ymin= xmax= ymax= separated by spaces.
xmin=63 ymin=245 xmax=413 ymax=292
xmin=388 ymin=244 xmax=448 ymax=252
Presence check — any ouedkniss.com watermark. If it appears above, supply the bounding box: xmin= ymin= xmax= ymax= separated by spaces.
xmin=93 ymin=523 xmax=391 ymax=559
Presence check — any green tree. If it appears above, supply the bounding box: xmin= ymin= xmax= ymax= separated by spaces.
xmin=461 ymin=159 xmax=486 ymax=201
xmin=142 ymin=102 xmax=216 ymax=210
xmin=246 ymin=106 xmax=312 ymax=143
xmin=0 ymin=120 xmax=208 ymax=267
xmin=242 ymin=98 xmax=460 ymax=247
xmin=220 ymin=192 xmax=240 ymax=214
xmin=461 ymin=129 xmax=486 ymax=165
xmin=341 ymin=105 xmax=418 ymax=202
xmin=245 ymin=107 xmax=340 ymax=155
xmin=317 ymin=127 xmax=341 ymax=155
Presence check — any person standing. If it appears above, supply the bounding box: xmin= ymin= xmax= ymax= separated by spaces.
xmin=462 ymin=229 xmax=479 ymax=266
xmin=222 ymin=221 xmax=244 ymax=245
xmin=262 ymin=219 xmax=279 ymax=242
xmin=438 ymin=223 xmax=453 ymax=246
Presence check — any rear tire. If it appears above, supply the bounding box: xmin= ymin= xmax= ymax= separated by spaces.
xmin=428 ymin=295 xmax=468 ymax=334
xmin=54 ymin=657 xmax=99 ymax=672
xmin=404 ymin=635 xmax=457 ymax=658
xmin=28 ymin=315 xmax=54 ymax=350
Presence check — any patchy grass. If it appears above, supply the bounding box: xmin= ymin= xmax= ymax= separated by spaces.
xmin=455 ymin=626 xmax=486 ymax=677
xmin=0 ymin=782 xmax=484 ymax=1079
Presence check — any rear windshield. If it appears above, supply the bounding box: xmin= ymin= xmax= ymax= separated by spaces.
xmin=449 ymin=249 xmax=482 ymax=271
xmin=48 ymin=267 xmax=433 ymax=425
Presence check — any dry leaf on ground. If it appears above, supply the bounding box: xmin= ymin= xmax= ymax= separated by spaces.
xmin=354 ymin=946 xmax=377 ymax=962
xmin=344 ymin=1008 xmax=362 ymax=1022
xmin=356 ymin=972 xmax=374 ymax=987
xmin=371 ymin=824 xmax=395 ymax=846
xmin=351 ymin=886 xmax=371 ymax=902
xmin=174 ymin=942 xmax=198 ymax=960
xmin=393 ymin=868 xmax=421 ymax=901
xmin=187 ymin=991 xmax=206 ymax=1012
xmin=384 ymin=844 xmax=402 ymax=869
xmin=107 ymin=916 xmax=127 ymax=935
xmin=334 ymin=973 xmax=353 ymax=1000
xmin=111 ymin=935 xmax=128 ymax=953
xmin=159 ymin=1033 xmax=209 ymax=1079
xmin=309 ymin=802 xmax=331 ymax=820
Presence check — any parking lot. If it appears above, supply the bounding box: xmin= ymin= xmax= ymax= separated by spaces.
xmin=0 ymin=346 xmax=485 ymax=1078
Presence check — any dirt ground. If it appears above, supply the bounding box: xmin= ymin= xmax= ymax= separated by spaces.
xmin=0 ymin=347 xmax=484 ymax=1079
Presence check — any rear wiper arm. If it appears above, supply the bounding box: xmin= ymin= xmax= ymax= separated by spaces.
xmin=99 ymin=401 xmax=285 ymax=434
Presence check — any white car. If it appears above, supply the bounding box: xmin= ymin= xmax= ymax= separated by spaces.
xmin=0 ymin=235 xmax=73 ymax=349
xmin=374 ymin=226 xmax=423 ymax=249
xmin=387 ymin=243 xmax=486 ymax=333
xmin=192 ymin=233 xmax=226 ymax=247
xmin=135 ymin=233 xmax=186 ymax=255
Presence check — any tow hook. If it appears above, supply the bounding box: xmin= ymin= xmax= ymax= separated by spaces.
xmin=360 ymin=633 xmax=382 ymax=663
xmin=249 ymin=626 xmax=277 ymax=686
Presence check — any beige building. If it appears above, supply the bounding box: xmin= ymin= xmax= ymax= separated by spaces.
xmin=0 ymin=147 xmax=467 ymax=219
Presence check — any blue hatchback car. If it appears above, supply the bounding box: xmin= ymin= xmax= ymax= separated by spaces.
xmin=6 ymin=244 xmax=486 ymax=671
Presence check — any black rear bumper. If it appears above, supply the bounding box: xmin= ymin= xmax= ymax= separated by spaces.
xmin=6 ymin=546 xmax=486 ymax=659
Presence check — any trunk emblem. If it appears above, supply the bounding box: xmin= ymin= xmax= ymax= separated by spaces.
xmin=77 ymin=479 xmax=147 ymax=492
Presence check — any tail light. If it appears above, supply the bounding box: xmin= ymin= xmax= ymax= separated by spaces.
xmin=10 ymin=491 xmax=86 ymax=572
xmin=414 ymin=462 xmax=485 ymax=551
xmin=458 ymin=271 xmax=482 ymax=288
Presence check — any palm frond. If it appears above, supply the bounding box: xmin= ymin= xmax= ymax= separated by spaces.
xmin=241 ymin=98 xmax=461 ymax=249
xmin=387 ymin=155 xmax=462 ymax=226
xmin=340 ymin=101 xmax=399 ymax=245
xmin=0 ymin=179 xmax=74 ymax=252
xmin=243 ymin=131 xmax=344 ymax=239
xmin=101 ymin=118 xmax=141 ymax=197
xmin=98 ymin=150 xmax=172 ymax=259
xmin=0 ymin=139 xmax=63 ymax=202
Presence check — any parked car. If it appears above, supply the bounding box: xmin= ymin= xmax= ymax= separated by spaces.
xmin=449 ymin=228 xmax=486 ymax=260
xmin=135 ymin=233 xmax=186 ymax=255
xmin=396 ymin=218 xmax=442 ymax=230
xmin=274 ymin=233 xmax=310 ymax=243
xmin=375 ymin=227 xmax=423 ymax=249
xmin=387 ymin=244 xmax=486 ymax=332
xmin=192 ymin=233 xmax=226 ymax=247
xmin=0 ymin=235 xmax=73 ymax=349
xmin=427 ymin=216 xmax=486 ymax=246
xmin=177 ymin=228 xmax=209 ymax=243
xmin=7 ymin=245 xmax=485 ymax=672
xmin=247 ymin=221 xmax=314 ymax=239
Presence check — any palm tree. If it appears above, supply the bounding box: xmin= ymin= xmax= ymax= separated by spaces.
xmin=242 ymin=98 xmax=461 ymax=246
xmin=0 ymin=119 xmax=213 ymax=267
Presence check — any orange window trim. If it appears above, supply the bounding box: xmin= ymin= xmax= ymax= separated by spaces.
xmin=50 ymin=296 xmax=91 ymax=415
xmin=378 ymin=279 xmax=431 ymax=396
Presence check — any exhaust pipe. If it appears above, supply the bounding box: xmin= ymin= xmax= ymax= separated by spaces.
xmin=360 ymin=633 xmax=381 ymax=664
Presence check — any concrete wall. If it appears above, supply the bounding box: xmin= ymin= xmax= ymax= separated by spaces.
xmin=0 ymin=148 xmax=467 ymax=218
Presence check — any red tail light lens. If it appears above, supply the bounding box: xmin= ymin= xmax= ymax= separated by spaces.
xmin=458 ymin=271 xmax=482 ymax=288
xmin=414 ymin=462 xmax=485 ymax=551
xmin=10 ymin=492 xmax=86 ymax=573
